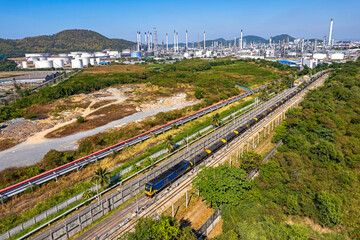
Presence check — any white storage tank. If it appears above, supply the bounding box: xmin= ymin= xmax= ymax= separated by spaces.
xmin=59 ymin=53 xmax=68 ymax=57
xmin=82 ymin=57 xmax=90 ymax=66
xmin=95 ymin=52 xmax=106 ymax=57
xmin=90 ymin=58 xmax=96 ymax=65
xmin=39 ymin=56 xmax=47 ymax=61
xmin=35 ymin=60 xmax=53 ymax=69
xmin=81 ymin=52 xmax=92 ymax=58
xmin=22 ymin=61 xmax=28 ymax=69
xmin=71 ymin=59 xmax=83 ymax=68
xmin=313 ymin=53 xmax=327 ymax=60
xmin=96 ymin=58 xmax=101 ymax=64
xmin=330 ymin=53 xmax=344 ymax=60
xmin=53 ymin=59 xmax=64 ymax=68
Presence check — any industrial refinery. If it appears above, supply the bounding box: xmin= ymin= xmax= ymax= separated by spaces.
xmin=8 ymin=18 xmax=360 ymax=71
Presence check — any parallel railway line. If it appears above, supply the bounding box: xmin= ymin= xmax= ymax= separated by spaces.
xmin=0 ymin=79 xmax=281 ymax=200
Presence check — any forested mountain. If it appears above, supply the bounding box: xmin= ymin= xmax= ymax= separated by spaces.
xmin=271 ymin=34 xmax=295 ymax=43
xmin=0 ymin=30 xmax=134 ymax=57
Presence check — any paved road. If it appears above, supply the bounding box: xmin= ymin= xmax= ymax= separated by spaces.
xmin=0 ymin=102 xmax=197 ymax=170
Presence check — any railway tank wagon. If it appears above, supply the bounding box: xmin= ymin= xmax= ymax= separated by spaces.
xmin=144 ymin=160 xmax=193 ymax=197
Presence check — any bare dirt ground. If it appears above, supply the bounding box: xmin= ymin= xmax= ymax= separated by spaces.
xmin=181 ymin=199 xmax=214 ymax=229
xmin=0 ymin=83 xmax=194 ymax=149
xmin=83 ymin=65 xmax=147 ymax=74
xmin=287 ymin=216 xmax=337 ymax=235
xmin=207 ymin=219 xmax=223 ymax=239
xmin=0 ymin=72 xmax=29 ymax=78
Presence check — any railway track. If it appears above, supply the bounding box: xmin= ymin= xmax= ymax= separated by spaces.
xmin=103 ymin=71 xmax=329 ymax=239
xmin=0 ymin=79 xmax=281 ymax=201
xmin=26 ymin=71 xmax=328 ymax=240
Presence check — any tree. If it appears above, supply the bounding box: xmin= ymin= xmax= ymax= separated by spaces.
xmin=315 ymin=191 xmax=342 ymax=227
xmin=120 ymin=215 xmax=196 ymax=240
xmin=194 ymin=88 xmax=204 ymax=99
xmin=164 ymin=135 xmax=175 ymax=152
xmin=239 ymin=151 xmax=262 ymax=173
xmin=211 ymin=113 xmax=222 ymax=127
xmin=193 ymin=164 xmax=251 ymax=209
xmin=82 ymin=190 xmax=96 ymax=199
xmin=92 ymin=167 xmax=110 ymax=188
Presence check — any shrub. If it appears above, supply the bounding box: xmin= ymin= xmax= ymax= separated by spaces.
xmin=76 ymin=116 xmax=85 ymax=123
xmin=315 ymin=191 xmax=342 ymax=227
xmin=194 ymin=88 xmax=204 ymax=99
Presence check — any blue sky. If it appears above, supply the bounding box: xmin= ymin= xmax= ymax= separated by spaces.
xmin=1 ymin=0 xmax=359 ymax=41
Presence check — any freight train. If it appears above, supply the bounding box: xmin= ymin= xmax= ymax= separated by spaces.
xmin=144 ymin=72 xmax=326 ymax=197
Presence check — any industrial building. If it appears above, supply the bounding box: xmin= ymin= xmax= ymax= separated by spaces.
xmin=15 ymin=18 xmax=359 ymax=71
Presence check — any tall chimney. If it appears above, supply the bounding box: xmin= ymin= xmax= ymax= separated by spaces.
xmin=153 ymin=27 xmax=158 ymax=52
xmin=166 ymin=33 xmax=169 ymax=52
xmin=323 ymin=35 xmax=326 ymax=51
xmin=174 ymin=30 xmax=176 ymax=52
xmin=328 ymin=18 xmax=333 ymax=46
xmin=150 ymin=33 xmax=153 ymax=50
xmin=240 ymin=30 xmax=243 ymax=49
xmin=203 ymin=31 xmax=206 ymax=50
xmin=186 ymin=30 xmax=188 ymax=51
xmin=176 ymin=32 xmax=179 ymax=51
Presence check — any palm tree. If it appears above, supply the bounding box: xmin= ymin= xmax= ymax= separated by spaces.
xmin=92 ymin=167 xmax=111 ymax=188
xmin=165 ymin=135 xmax=175 ymax=152
xmin=211 ymin=113 xmax=221 ymax=127
xmin=82 ymin=190 xmax=95 ymax=199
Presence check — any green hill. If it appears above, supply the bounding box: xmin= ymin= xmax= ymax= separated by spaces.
xmin=271 ymin=34 xmax=295 ymax=43
xmin=0 ymin=29 xmax=135 ymax=57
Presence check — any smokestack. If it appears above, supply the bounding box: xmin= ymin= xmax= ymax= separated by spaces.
xmin=150 ymin=33 xmax=153 ymax=50
xmin=136 ymin=32 xmax=139 ymax=52
xmin=176 ymin=32 xmax=179 ymax=51
xmin=203 ymin=31 xmax=206 ymax=50
xmin=153 ymin=27 xmax=158 ymax=52
xmin=174 ymin=30 xmax=176 ymax=52
xmin=145 ymin=32 xmax=147 ymax=47
xmin=166 ymin=33 xmax=169 ymax=52
xmin=186 ymin=30 xmax=188 ymax=51
xmin=240 ymin=30 xmax=243 ymax=49
xmin=328 ymin=18 xmax=333 ymax=46
xmin=314 ymin=38 xmax=318 ymax=52
xmin=323 ymin=35 xmax=326 ymax=51
xmin=234 ymin=36 xmax=236 ymax=47
xmin=147 ymin=32 xmax=150 ymax=50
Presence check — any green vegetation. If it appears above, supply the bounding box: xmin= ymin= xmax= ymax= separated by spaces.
xmin=120 ymin=215 xmax=197 ymax=240
xmin=211 ymin=113 xmax=221 ymax=127
xmin=76 ymin=116 xmax=85 ymax=123
xmin=192 ymin=164 xmax=251 ymax=209
xmin=210 ymin=60 xmax=360 ymax=239
xmin=164 ymin=135 xmax=176 ymax=152
xmin=0 ymin=58 xmax=292 ymax=123
xmin=0 ymin=58 xmax=18 ymax=71
xmin=92 ymin=167 xmax=110 ymax=188
xmin=239 ymin=151 xmax=262 ymax=173
xmin=0 ymin=97 xmax=255 ymax=233
xmin=0 ymin=181 xmax=92 ymax=235
xmin=0 ymin=29 xmax=134 ymax=57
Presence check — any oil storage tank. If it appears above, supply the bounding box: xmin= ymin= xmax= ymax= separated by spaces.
xmin=53 ymin=59 xmax=64 ymax=68
xmin=82 ymin=57 xmax=90 ymax=66
xmin=35 ymin=60 xmax=53 ymax=69
xmin=71 ymin=59 xmax=83 ymax=68
xmin=90 ymin=58 xmax=96 ymax=65
xmin=22 ymin=61 xmax=28 ymax=69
